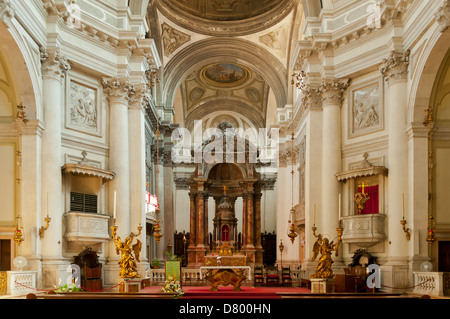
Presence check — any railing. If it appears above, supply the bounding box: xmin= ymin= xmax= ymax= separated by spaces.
xmin=412 ymin=272 xmax=450 ymax=297
xmin=6 ymin=271 xmax=37 ymax=295
xmin=144 ymin=268 xmax=304 ymax=286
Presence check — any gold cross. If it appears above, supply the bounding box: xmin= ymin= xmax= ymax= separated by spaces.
xmin=360 ymin=182 xmax=367 ymax=194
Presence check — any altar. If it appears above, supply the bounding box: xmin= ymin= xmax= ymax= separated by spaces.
xmin=201 ymin=243 xmax=250 ymax=291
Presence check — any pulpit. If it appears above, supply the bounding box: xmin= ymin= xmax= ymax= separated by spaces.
xmin=74 ymin=248 xmax=102 ymax=291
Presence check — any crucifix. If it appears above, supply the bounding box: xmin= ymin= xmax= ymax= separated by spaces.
xmin=359 ymin=181 xmax=367 ymax=194
xmin=222 ymin=226 xmax=229 ymax=242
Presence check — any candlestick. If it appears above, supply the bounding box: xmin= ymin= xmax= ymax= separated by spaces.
xmin=402 ymin=193 xmax=405 ymax=219
xmin=339 ymin=194 xmax=342 ymax=221
xmin=314 ymin=204 xmax=316 ymax=225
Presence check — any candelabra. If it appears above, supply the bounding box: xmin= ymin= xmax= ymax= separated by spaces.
xmin=153 ymin=220 xmax=163 ymax=243
xmin=14 ymin=224 xmax=24 ymax=246
xmin=288 ymin=208 xmax=298 ymax=244
xmin=400 ymin=194 xmax=410 ymax=241
xmin=39 ymin=215 xmax=51 ymax=239
xmin=400 ymin=218 xmax=411 ymax=241
xmin=426 ymin=216 xmax=436 ymax=245
xmin=279 ymin=240 xmax=284 ymax=269
xmin=111 ymin=220 xmax=143 ymax=279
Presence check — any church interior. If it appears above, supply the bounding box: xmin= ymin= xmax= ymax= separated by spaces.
xmin=0 ymin=0 xmax=450 ymax=302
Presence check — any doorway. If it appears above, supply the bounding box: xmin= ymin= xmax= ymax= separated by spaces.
xmin=0 ymin=240 xmax=11 ymax=271
xmin=438 ymin=241 xmax=450 ymax=272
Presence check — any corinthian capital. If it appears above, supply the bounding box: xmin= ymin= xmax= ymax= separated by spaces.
xmin=320 ymin=78 xmax=350 ymax=105
xmin=40 ymin=48 xmax=71 ymax=81
xmin=380 ymin=50 xmax=410 ymax=85
xmin=435 ymin=0 xmax=450 ymax=32
xmin=128 ymin=83 xmax=150 ymax=110
xmin=102 ymin=77 xmax=133 ymax=103
xmin=0 ymin=0 xmax=15 ymax=27
xmin=301 ymin=86 xmax=322 ymax=110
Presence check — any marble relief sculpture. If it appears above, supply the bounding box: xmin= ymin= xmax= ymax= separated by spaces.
xmin=351 ymin=83 xmax=381 ymax=135
xmin=69 ymin=82 xmax=97 ymax=130
xmin=161 ymin=23 xmax=191 ymax=57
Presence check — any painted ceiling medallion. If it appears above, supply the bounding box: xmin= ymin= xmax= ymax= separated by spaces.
xmin=201 ymin=62 xmax=250 ymax=87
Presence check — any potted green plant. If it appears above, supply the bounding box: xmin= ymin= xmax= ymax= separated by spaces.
xmin=151 ymin=258 xmax=161 ymax=269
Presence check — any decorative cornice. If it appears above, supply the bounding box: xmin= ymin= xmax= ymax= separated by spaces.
xmin=40 ymin=47 xmax=71 ymax=81
xmin=435 ymin=0 xmax=450 ymax=32
xmin=320 ymin=78 xmax=350 ymax=105
xmin=379 ymin=50 xmax=410 ymax=85
xmin=0 ymin=0 xmax=15 ymax=27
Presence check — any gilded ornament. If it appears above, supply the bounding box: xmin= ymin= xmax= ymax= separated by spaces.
xmin=111 ymin=224 xmax=143 ymax=279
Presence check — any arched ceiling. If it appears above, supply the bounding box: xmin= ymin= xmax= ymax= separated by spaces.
xmin=147 ymin=0 xmax=306 ymax=131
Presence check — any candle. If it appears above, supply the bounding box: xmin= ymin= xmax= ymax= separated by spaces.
xmin=339 ymin=194 xmax=342 ymax=220
xmin=402 ymin=193 xmax=405 ymax=219
xmin=113 ymin=191 xmax=117 ymax=219
xmin=314 ymin=204 xmax=316 ymax=225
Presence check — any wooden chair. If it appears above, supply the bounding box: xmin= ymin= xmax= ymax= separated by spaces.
xmin=253 ymin=266 xmax=264 ymax=286
xmin=281 ymin=267 xmax=292 ymax=287
xmin=265 ymin=265 xmax=280 ymax=285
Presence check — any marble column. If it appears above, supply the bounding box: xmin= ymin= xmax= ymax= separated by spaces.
xmin=40 ymin=47 xmax=70 ymax=288
xmin=188 ymin=191 xmax=196 ymax=249
xmin=380 ymin=50 xmax=410 ymax=291
xmin=246 ymin=193 xmax=254 ymax=248
xmin=320 ymin=79 xmax=349 ymax=244
xmin=302 ymin=86 xmax=323 ymax=276
xmin=203 ymin=193 xmax=209 ymax=248
xmin=241 ymin=192 xmax=247 ymax=249
xmin=103 ymin=77 xmax=131 ymax=236
xmin=196 ymin=191 xmax=205 ymax=249
xmin=128 ymin=84 xmax=147 ymax=267
xmin=254 ymin=193 xmax=263 ymax=264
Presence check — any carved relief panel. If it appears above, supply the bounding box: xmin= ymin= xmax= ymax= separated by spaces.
xmin=348 ymin=79 xmax=384 ymax=138
xmin=65 ymin=74 xmax=102 ymax=138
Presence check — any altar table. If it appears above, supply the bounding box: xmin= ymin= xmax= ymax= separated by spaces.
xmin=199 ymin=266 xmax=252 ymax=291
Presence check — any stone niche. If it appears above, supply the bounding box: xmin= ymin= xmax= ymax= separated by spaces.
xmin=336 ymin=153 xmax=388 ymax=248
xmin=62 ymin=152 xmax=115 ymax=252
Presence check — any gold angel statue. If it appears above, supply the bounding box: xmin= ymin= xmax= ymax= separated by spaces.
xmin=310 ymin=233 xmax=341 ymax=279
xmin=111 ymin=225 xmax=142 ymax=279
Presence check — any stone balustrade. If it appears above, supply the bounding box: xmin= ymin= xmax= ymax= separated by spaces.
xmin=413 ymin=272 xmax=450 ymax=297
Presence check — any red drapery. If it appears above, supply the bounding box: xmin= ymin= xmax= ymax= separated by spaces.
xmin=221 ymin=225 xmax=230 ymax=241
xmin=357 ymin=185 xmax=379 ymax=214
